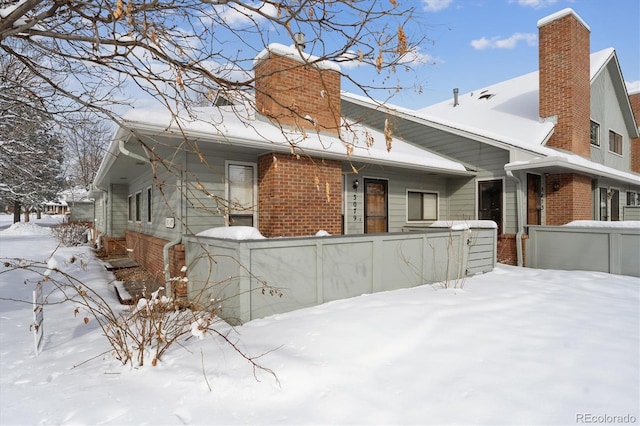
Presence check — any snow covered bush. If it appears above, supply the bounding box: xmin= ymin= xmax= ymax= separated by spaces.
xmin=51 ymin=222 xmax=90 ymax=246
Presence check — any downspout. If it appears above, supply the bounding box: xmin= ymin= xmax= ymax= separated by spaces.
xmin=163 ymin=186 xmax=182 ymax=298
xmin=506 ymin=170 xmax=525 ymax=267
xmin=163 ymin=167 xmax=185 ymax=299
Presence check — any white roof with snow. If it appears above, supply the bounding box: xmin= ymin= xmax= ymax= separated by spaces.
xmin=119 ymin=105 xmax=469 ymax=175
xmin=417 ymin=49 xmax=615 ymax=154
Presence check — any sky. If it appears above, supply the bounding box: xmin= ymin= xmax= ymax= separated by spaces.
xmin=0 ymin=215 xmax=638 ymax=425
xmin=339 ymin=0 xmax=640 ymax=109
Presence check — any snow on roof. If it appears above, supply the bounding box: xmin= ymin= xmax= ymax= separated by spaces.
xmin=536 ymin=8 xmax=590 ymax=31
xmin=254 ymin=43 xmax=341 ymax=73
xmin=121 ymin=105 xmax=469 ymax=174
xmin=564 ymin=220 xmax=640 ymax=229
xmin=415 ymin=49 xmax=614 ymax=156
xmin=506 ymin=153 xmax=640 ymax=185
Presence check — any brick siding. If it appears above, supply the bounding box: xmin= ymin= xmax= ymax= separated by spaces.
xmin=544 ymin=173 xmax=592 ymax=225
xmin=497 ymin=233 xmax=528 ymax=266
xmin=254 ymin=52 xmax=341 ymax=135
xmin=125 ymin=231 xmax=186 ymax=298
xmin=258 ymin=153 xmax=342 ymax=237
xmin=539 ymin=11 xmax=591 ymax=158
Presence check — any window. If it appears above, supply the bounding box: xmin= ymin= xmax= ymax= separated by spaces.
xmin=611 ymin=189 xmax=620 ymax=221
xmin=226 ymin=162 xmax=256 ymax=226
xmin=135 ymin=191 xmax=142 ymax=222
xmin=407 ymin=191 xmax=438 ymax=221
xmin=478 ymin=179 xmax=503 ymax=234
xmin=128 ymin=195 xmax=134 ymax=222
xmin=590 ymin=121 xmax=600 ymax=146
xmin=146 ymin=186 xmax=152 ymax=223
xmin=599 ymin=188 xmax=608 ymax=221
xmin=608 ymin=130 xmax=622 ymax=155
xmin=627 ymin=192 xmax=640 ymax=206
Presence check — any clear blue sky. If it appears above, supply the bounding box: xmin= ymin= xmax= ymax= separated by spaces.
xmin=339 ymin=0 xmax=640 ymax=109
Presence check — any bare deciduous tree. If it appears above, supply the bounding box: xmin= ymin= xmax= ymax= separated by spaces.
xmin=63 ymin=112 xmax=112 ymax=189
xmin=0 ymin=0 xmax=422 ymax=123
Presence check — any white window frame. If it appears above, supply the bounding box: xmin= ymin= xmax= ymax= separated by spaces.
xmin=406 ymin=189 xmax=439 ymax=223
xmin=146 ymin=186 xmax=153 ymax=224
xmin=225 ymin=161 xmax=258 ymax=227
xmin=127 ymin=194 xmax=134 ymax=222
xmin=608 ymin=129 xmax=623 ymax=156
xmin=589 ymin=120 xmax=600 ymax=147
xmin=134 ymin=191 xmax=142 ymax=223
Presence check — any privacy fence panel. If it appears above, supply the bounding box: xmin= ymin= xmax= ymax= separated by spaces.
xmin=526 ymin=226 xmax=640 ymax=277
xmin=185 ymin=227 xmax=496 ymax=324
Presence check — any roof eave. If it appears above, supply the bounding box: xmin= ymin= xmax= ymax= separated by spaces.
xmin=505 ymin=157 xmax=640 ymax=186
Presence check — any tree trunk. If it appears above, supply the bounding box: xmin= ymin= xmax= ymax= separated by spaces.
xmin=36 ymin=207 xmax=42 ymax=219
xmin=24 ymin=207 xmax=30 ymax=223
xmin=13 ymin=200 xmax=21 ymax=223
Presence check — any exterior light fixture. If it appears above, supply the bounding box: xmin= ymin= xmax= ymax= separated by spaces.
xmin=553 ymin=182 xmax=560 ymax=192
xmin=353 ymin=179 xmax=359 ymax=190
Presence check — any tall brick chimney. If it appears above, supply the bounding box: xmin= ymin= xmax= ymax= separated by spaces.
xmin=629 ymin=91 xmax=640 ymax=173
xmin=538 ymin=9 xmax=593 ymax=224
xmin=538 ymin=8 xmax=591 ymax=158
xmin=253 ymin=43 xmax=342 ymax=135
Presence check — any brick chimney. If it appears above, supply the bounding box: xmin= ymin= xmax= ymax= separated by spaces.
xmin=538 ymin=8 xmax=591 ymax=158
xmin=253 ymin=43 xmax=342 ymax=135
xmin=538 ymin=9 xmax=593 ymax=224
xmin=629 ymin=92 xmax=640 ymax=173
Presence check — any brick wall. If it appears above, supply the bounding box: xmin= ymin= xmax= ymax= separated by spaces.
xmin=497 ymin=233 xmax=528 ymax=266
xmin=629 ymin=92 xmax=640 ymax=173
xmin=544 ymin=173 xmax=592 ymax=224
xmin=538 ymin=10 xmax=591 ymax=158
xmin=254 ymin=51 xmax=341 ymax=135
xmin=125 ymin=231 xmax=186 ymax=297
xmin=258 ymin=153 xmax=342 ymax=237
xmin=102 ymin=236 xmax=127 ymax=256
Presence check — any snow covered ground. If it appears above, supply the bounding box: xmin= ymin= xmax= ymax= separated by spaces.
xmin=0 ymin=219 xmax=638 ymax=425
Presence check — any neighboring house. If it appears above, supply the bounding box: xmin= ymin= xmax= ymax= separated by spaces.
xmin=92 ymin=7 xmax=639 ymax=291
xmin=43 ymin=188 xmax=94 ymax=221
xmin=91 ymin=43 xmax=475 ymax=293
xmin=342 ymin=8 xmax=640 ymax=265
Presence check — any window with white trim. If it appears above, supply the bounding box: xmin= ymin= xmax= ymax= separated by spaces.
xmin=146 ymin=186 xmax=152 ymax=223
xmin=226 ymin=162 xmax=256 ymax=226
xmin=407 ymin=191 xmax=438 ymax=221
xmin=608 ymin=130 xmax=622 ymax=155
xmin=128 ymin=195 xmax=134 ymax=222
xmin=590 ymin=120 xmax=600 ymax=146
xmin=135 ymin=191 xmax=142 ymax=222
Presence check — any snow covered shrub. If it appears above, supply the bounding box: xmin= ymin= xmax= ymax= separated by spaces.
xmin=51 ymin=222 xmax=90 ymax=246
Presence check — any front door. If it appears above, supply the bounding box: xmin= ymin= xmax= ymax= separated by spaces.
xmin=364 ymin=179 xmax=388 ymax=233
xmin=478 ymin=179 xmax=503 ymax=234
xmin=527 ymin=174 xmax=541 ymax=225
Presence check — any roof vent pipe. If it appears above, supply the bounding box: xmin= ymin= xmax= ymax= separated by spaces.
xmin=453 ymin=88 xmax=459 ymax=107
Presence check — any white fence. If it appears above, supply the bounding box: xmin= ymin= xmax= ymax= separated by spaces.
xmin=526 ymin=225 xmax=640 ymax=277
xmin=185 ymin=227 xmax=496 ymax=324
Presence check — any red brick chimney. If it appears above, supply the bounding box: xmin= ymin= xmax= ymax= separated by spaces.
xmin=253 ymin=43 xmax=342 ymax=135
xmin=538 ymin=9 xmax=593 ymax=224
xmin=629 ymin=91 xmax=640 ymax=173
xmin=538 ymin=8 xmax=591 ymax=158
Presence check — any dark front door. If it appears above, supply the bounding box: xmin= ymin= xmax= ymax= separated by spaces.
xmin=527 ymin=174 xmax=541 ymax=225
xmin=478 ymin=179 xmax=503 ymax=234
xmin=364 ymin=179 xmax=388 ymax=233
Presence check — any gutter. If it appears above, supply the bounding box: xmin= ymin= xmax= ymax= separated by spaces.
xmin=506 ymin=170 xmax=525 ymax=267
